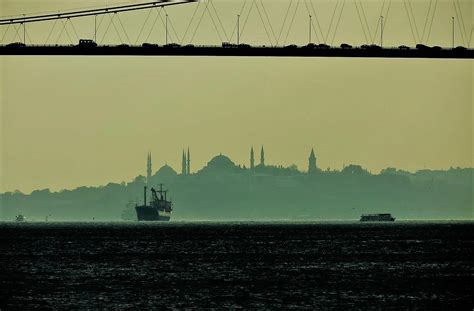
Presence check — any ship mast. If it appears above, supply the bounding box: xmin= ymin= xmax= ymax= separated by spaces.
xmin=144 ymin=186 xmax=147 ymax=206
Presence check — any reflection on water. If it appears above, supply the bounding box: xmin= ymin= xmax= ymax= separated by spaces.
xmin=1 ymin=222 xmax=473 ymax=309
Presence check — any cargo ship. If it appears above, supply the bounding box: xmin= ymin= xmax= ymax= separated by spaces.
xmin=135 ymin=184 xmax=172 ymax=221
xmin=360 ymin=213 xmax=395 ymax=222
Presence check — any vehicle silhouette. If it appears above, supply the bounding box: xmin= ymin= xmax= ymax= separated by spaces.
xmin=164 ymin=43 xmax=181 ymax=48
xmin=142 ymin=43 xmax=158 ymax=48
xmin=77 ymin=39 xmax=97 ymax=47
xmin=316 ymin=43 xmax=330 ymax=49
xmin=6 ymin=42 xmax=26 ymax=48
xmin=416 ymin=44 xmax=430 ymax=50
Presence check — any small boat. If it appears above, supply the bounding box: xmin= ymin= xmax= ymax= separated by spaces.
xmin=15 ymin=214 xmax=26 ymax=222
xmin=360 ymin=213 xmax=395 ymax=222
xmin=135 ymin=184 xmax=172 ymax=221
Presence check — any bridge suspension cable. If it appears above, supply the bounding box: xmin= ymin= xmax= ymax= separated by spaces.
xmin=136 ymin=8 xmax=154 ymax=44
xmin=425 ymin=0 xmax=438 ymax=45
xmin=354 ymin=1 xmax=369 ymax=44
xmin=210 ymin=0 xmax=229 ymax=42
xmin=403 ymin=0 xmax=418 ymax=44
xmin=254 ymin=0 xmax=275 ymax=46
xmin=0 ymin=1 xmax=193 ymax=26
xmin=359 ymin=0 xmax=374 ymax=43
xmin=330 ymin=0 xmax=346 ymax=46
xmin=260 ymin=0 xmax=277 ymax=45
xmin=309 ymin=1 xmax=325 ymax=44
xmin=239 ymin=0 xmax=256 ymax=41
xmin=421 ymin=0 xmax=433 ymax=43
xmin=144 ymin=8 xmax=161 ymax=42
xmin=283 ymin=0 xmax=301 ymax=45
xmin=276 ymin=0 xmax=293 ymax=46
xmin=453 ymin=0 xmax=467 ymax=46
xmin=57 ymin=19 xmax=74 ymax=44
xmin=181 ymin=0 xmax=201 ymax=43
xmin=1 ymin=0 xmax=472 ymax=54
xmin=164 ymin=8 xmax=180 ymax=43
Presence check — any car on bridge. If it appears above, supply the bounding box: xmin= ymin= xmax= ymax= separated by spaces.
xmin=142 ymin=43 xmax=159 ymax=48
xmin=164 ymin=43 xmax=181 ymax=48
xmin=362 ymin=44 xmax=382 ymax=50
xmin=315 ymin=43 xmax=330 ymax=49
xmin=303 ymin=43 xmax=316 ymax=49
xmin=222 ymin=42 xmax=237 ymax=48
xmin=453 ymin=46 xmax=467 ymax=51
xmin=416 ymin=44 xmax=430 ymax=50
xmin=398 ymin=45 xmax=410 ymax=50
xmin=340 ymin=43 xmax=352 ymax=49
xmin=284 ymin=44 xmax=298 ymax=49
xmin=6 ymin=42 xmax=26 ymax=48
xmin=238 ymin=43 xmax=251 ymax=49
xmin=77 ymin=39 xmax=97 ymax=47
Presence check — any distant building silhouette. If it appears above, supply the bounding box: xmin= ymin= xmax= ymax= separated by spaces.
xmin=181 ymin=150 xmax=187 ymax=175
xmin=342 ymin=164 xmax=369 ymax=175
xmin=250 ymin=146 xmax=255 ymax=169
xmin=147 ymin=152 xmax=152 ymax=186
xmin=260 ymin=146 xmax=265 ymax=167
xmin=155 ymin=163 xmax=178 ymax=180
xmin=197 ymin=153 xmax=239 ymax=175
xmin=187 ymin=148 xmax=191 ymax=175
xmin=308 ymin=148 xmax=317 ymax=173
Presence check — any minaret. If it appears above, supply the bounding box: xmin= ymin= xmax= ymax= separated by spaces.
xmin=250 ymin=146 xmax=255 ymax=169
xmin=187 ymin=148 xmax=191 ymax=175
xmin=147 ymin=152 xmax=152 ymax=186
xmin=181 ymin=150 xmax=187 ymax=175
xmin=260 ymin=146 xmax=265 ymax=166
xmin=308 ymin=148 xmax=317 ymax=173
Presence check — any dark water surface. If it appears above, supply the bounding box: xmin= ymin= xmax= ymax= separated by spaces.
xmin=1 ymin=222 xmax=473 ymax=309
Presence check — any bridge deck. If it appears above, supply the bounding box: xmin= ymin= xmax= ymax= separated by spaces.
xmin=1 ymin=45 xmax=473 ymax=59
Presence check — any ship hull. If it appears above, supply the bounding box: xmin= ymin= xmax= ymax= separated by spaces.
xmin=135 ymin=205 xmax=171 ymax=221
xmin=360 ymin=214 xmax=395 ymax=222
xmin=360 ymin=218 xmax=395 ymax=222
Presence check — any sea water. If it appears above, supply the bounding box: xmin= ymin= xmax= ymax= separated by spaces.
xmin=1 ymin=221 xmax=472 ymax=309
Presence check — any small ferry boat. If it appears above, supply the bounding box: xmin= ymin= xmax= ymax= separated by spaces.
xmin=15 ymin=214 xmax=26 ymax=222
xmin=360 ymin=213 xmax=395 ymax=222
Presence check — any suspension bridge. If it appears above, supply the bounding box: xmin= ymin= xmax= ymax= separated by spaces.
xmin=0 ymin=0 xmax=473 ymax=59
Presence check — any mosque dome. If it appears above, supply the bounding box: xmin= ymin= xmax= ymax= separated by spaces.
xmin=199 ymin=154 xmax=239 ymax=174
xmin=155 ymin=164 xmax=178 ymax=179
xmin=208 ymin=154 xmax=235 ymax=167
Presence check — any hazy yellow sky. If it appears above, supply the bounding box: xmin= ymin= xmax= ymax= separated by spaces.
xmin=1 ymin=0 xmax=473 ymax=193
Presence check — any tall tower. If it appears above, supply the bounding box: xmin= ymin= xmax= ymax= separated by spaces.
xmin=187 ymin=148 xmax=191 ymax=175
xmin=147 ymin=152 xmax=152 ymax=185
xmin=250 ymin=146 xmax=255 ymax=169
xmin=260 ymin=146 xmax=265 ymax=166
xmin=181 ymin=150 xmax=187 ymax=175
xmin=308 ymin=148 xmax=317 ymax=173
